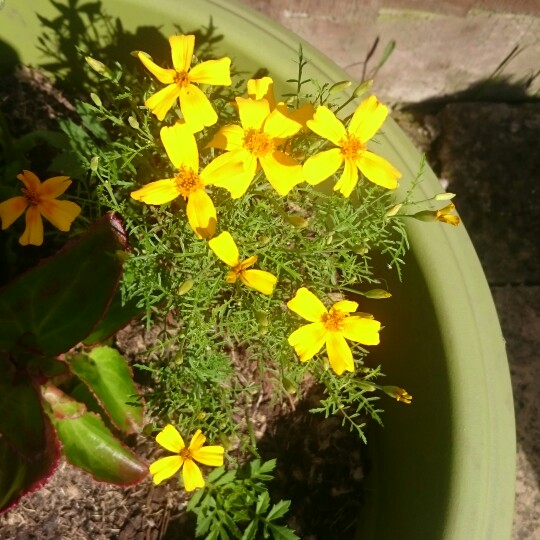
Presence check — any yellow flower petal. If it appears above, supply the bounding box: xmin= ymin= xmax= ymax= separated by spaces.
xmin=179 ymin=84 xmax=217 ymax=130
xmin=39 ymin=199 xmax=81 ymax=231
xmin=248 ymin=77 xmax=276 ymax=108
xmin=207 ymin=125 xmax=245 ymax=151
xmin=326 ymin=332 xmax=354 ymax=375
xmin=149 ymin=455 xmax=183 ymax=485
xmin=238 ymin=255 xmax=258 ymax=271
xmin=0 ymin=197 xmax=27 ymax=229
xmin=138 ymin=51 xmax=176 ymax=84
xmin=20 ymin=206 xmax=43 ymax=246
xmin=263 ymin=107 xmax=301 ymax=140
xmin=307 ymin=106 xmax=346 ymax=146
xmin=209 ymin=151 xmax=256 ymax=199
xmin=288 ymin=322 xmax=327 ymax=362
xmin=17 ymin=170 xmax=41 ymax=191
xmin=208 ymin=231 xmax=239 ymax=267
xmin=348 ymin=96 xmax=388 ymax=143
xmin=145 ymin=83 xmax=181 ymax=121
xmin=357 ymin=151 xmax=401 ymax=190
xmin=130 ymin=179 xmax=179 ymax=205
xmin=287 ymin=287 xmax=327 ymax=322
xmin=38 ymin=176 xmax=71 ymax=199
xmin=189 ymin=429 xmax=206 ymax=451
xmin=189 ymin=58 xmax=231 ymax=86
xmin=341 ymin=316 xmax=381 ymax=345
xmin=186 ymin=189 xmax=217 ymax=239
xmin=161 ymin=123 xmax=199 ymax=171
xmin=259 ymin=152 xmax=303 ymax=196
xmin=192 ymin=446 xmax=225 ymax=467
xmin=333 ymin=158 xmax=359 ymax=198
xmin=156 ymin=424 xmax=185 ymax=453
xmin=303 ymin=148 xmax=343 ymax=185
xmin=170 ymin=34 xmax=194 ymax=73
xmin=332 ymin=300 xmax=358 ymax=313
xmin=236 ymin=97 xmax=270 ymax=131
xmin=182 ymin=459 xmax=205 ymax=491
xmin=200 ymin=150 xmax=246 ymax=187
xmin=288 ymin=103 xmax=315 ymax=131
xmin=240 ymin=269 xmax=277 ymax=295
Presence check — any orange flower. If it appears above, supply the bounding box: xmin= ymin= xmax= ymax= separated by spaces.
xmin=0 ymin=170 xmax=81 ymax=246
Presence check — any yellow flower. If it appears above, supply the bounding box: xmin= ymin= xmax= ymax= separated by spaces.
xmin=207 ymin=97 xmax=304 ymax=197
xmin=130 ymin=122 xmax=242 ymax=239
xmin=383 ymin=386 xmax=413 ymax=404
xmin=149 ymin=424 xmax=224 ymax=491
xmin=138 ymin=35 xmax=231 ymax=129
xmin=413 ymin=202 xmax=460 ymax=226
xmin=303 ymin=96 xmax=401 ymax=197
xmin=208 ymin=231 xmax=277 ymax=295
xmin=0 ymin=170 xmax=81 ymax=246
xmin=287 ymin=287 xmax=381 ymax=375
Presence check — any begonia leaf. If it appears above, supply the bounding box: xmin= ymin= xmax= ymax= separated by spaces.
xmin=0 ymin=214 xmax=127 ymax=357
xmin=67 ymin=346 xmax=143 ymax=434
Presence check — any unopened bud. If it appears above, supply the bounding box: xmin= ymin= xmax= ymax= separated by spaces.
xmin=385 ymin=203 xmax=402 ymax=217
xmin=178 ymin=278 xmax=194 ymax=295
xmin=85 ymin=56 xmax=113 ymax=78
xmin=352 ymin=79 xmax=374 ymax=98
xmin=90 ymin=92 xmax=102 ymax=107
xmin=363 ymin=288 xmax=392 ymax=299
xmin=329 ymin=80 xmax=352 ymax=94
xmin=383 ymin=386 xmax=412 ymax=404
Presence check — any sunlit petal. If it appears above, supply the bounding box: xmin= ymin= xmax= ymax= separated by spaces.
xmin=307 ymin=106 xmax=346 ymax=145
xmin=192 ymin=446 xmax=225 ymax=467
xmin=208 ymin=231 xmax=240 ymax=267
xmin=0 ymin=197 xmax=27 ymax=229
xmin=241 ymin=269 xmax=277 ymax=295
xmin=189 ymin=58 xmax=231 ymax=86
xmin=145 ymin=84 xmax=181 ymax=121
xmin=200 ymin=150 xmax=246 ymax=186
xmin=17 ymin=170 xmax=41 ymax=191
xmin=210 ymin=151 xmax=256 ymax=199
xmin=20 ymin=206 xmax=43 ymax=246
xmin=39 ymin=176 xmax=71 ymax=198
xmin=182 ymin=459 xmax=205 ymax=491
xmin=263 ymin=107 xmax=301 ymax=140
xmin=259 ymin=152 xmax=303 ymax=196
xmin=288 ymin=322 xmax=327 ymax=362
xmin=288 ymin=102 xmax=315 ymax=131
xmin=189 ymin=429 xmax=207 ymax=451
xmin=326 ymin=332 xmax=354 ymax=375
xmin=149 ymin=455 xmax=183 ymax=485
xmin=186 ymin=189 xmax=217 ymax=239
xmin=348 ymin=96 xmax=388 ymax=143
xmin=332 ymin=300 xmax=358 ymax=313
xmin=39 ymin=199 xmax=81 ymax=231
xmin=170 ymin=34 xmax=195 ymax=73
xmin=236 ymin=97 xmax=270 ymax=130
xmin=303 ymin=148 xmax=343 ymax=185
xmin=357 ymin=151 xmax=401 ymax=190
xmin=247 ymin=77 xmax=276 ymax=108
xmin=207 ymin=125 xmax=245 ymax=151
xmin=341 ymin=316 xmax=381 ymax=345
xmin=179 ymin=85 xmax=217 ymax=130
xmin=287 ymin=287 xmax=327 ymax=322
xmin=161 ymin=123 xmax=199 ymax=171
xmin=130 ymin=179 xmax=179 ymax=205
xmin=156 ymin=424 xmax=185 ymax=453
xmin=138 ymin=52 xmax=176 ymax=84
xmin=238 ymin=255 xmax=258 ymax=271
xmin=333 ymin=158 xmax=359 ymax=198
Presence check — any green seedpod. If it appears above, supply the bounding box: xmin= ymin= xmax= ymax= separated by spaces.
xmin=353 ymin=245 xmax=369 ymax=255
xmin=329 ymin=80 xmax=352 ymax=94
xmin=128 ymin=115 xmax=139 ymax=129
xmin=385 ymin=203 xmax=402 ymax=217
xmin=173 ymin=351 xmax=184 ymax=365
xmin=90 ymin=156 xmax=99 ymax=172
xmin=85 ymin=56 xmax=113 ymax=78
xmin=435 ymin=192 xmax=456 ymax=201
xmin=287 ymin=214 xmax=309 ymax=228
xmin=255 ymin=311 xmax=269 ymax=334
xmin=352 ymin=79 xmax=374 ymax=98
xmin=178 ymin=278 xmax=194 ymax=295
xmin=90 ymin=92 xmax=102 ymax=107
xmin=363 ymin=288 xmax=392 ymax=299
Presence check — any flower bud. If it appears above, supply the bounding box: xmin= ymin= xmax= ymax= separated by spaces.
xmin=383 ymin=386 xmax=412 ymax=404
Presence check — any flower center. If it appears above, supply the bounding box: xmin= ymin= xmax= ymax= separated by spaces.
xmin=243 ymin=128 xmax=274 ymax=157
xmin=321 ymin=308 xmax=347 ymax=332
xmin=22 ymin=188 xmax=41 ymax=207
xmin=174 ymin=71 xmax=191 ymax=88
xmin=179 ymin=448 xmax=193 ymax=460
xmin=339 ymin=133 xmax=366 ymax=160
xmin=175 ymin=167 xmax=203 ymax=198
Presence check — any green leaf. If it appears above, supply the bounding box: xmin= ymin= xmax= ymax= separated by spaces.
xmin=265 ymin=524 xmax=300 ymax=540
xmin=255 ymin=491 xmax=270 ymax=515
xmin=44 ymin=386 xmax=147 ymax=485
xmin=241 ymin=520 xmax=259 ymax=540
xmin=0 ymin=412 xmax=59 ymax=513
xmin=67 ymin=346 xmax=143 ymax=434
xmin=266 ymin=500 xmax=291 ymax=522
xmin=0 ymin=214 xmax=127 ymax=357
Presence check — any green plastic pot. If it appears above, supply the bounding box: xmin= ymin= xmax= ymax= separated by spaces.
xmin=0 ymin=1 xmax=515 ymax=538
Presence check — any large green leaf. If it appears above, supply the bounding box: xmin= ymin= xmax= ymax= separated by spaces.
xmin=0 ymin=214 xmax=126 ymax=357
xmin=68 ymin=346 xmax=143 ymax=434
xmin=0 ymin=412 xmax=60 ymax=513
xmin=43 ymin=385 xmax=147 ymax=485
